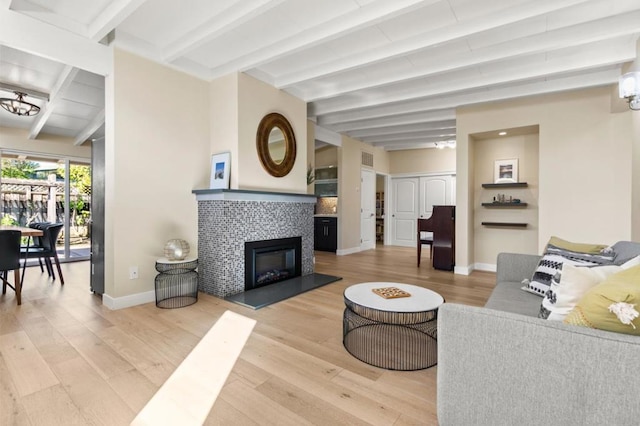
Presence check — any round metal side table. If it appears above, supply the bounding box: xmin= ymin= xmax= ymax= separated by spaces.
xmin=154 ymin=257 xmax=198 ymax=308
xmin=343 ymin=282 xmax=444 ymax=370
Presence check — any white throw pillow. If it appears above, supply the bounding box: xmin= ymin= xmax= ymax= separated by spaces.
xmin=539 ymin=264 xmax=622 ymax=321
xmin=524 ymin=245 xmax=616 ymax=297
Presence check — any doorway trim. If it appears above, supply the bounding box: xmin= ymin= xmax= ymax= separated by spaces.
xmin=376 ymin=171 xmax=390 ymax=245
xmin=360 ymin=168 xmax=376 ymax=251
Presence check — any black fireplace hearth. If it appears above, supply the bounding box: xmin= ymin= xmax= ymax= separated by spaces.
xmin=225 ymin=272 xmax=342 ymax=309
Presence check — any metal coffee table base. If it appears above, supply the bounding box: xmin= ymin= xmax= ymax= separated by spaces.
xmin=343 ymin=305 xmax=438 ymax=371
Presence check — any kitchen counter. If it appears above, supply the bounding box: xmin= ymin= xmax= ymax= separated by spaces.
xmin=314 ymin=214 xmax=338 ymax=217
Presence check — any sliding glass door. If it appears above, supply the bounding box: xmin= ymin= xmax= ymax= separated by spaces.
xmin=0 ymin=151 xmax=91 ymax=262
xmin=59 ymin=160 xmax=92 ymax=259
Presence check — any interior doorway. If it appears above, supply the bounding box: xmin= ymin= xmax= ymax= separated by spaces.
xmin=360 ymin=168 xmax=376 ymax=251
xmin=375 ymin=173 xmax=387 ymax=244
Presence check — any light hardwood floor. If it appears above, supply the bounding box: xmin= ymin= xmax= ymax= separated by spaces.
xmin=0 ymin=245 xmax=496 ymax=425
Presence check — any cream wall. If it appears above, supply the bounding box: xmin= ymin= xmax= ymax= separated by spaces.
xmin=337 ymin=135 xmax=389 ymax=252
xmin=632 ymin=41 xmax=640 ymax=241
xmin=473 ymin=133 xmax=539 ymax=266
xmin=389 ymin=147 xmax=456 ymax=174
xmin=209 ymin=73 xmax=307 ymax=193
xmin=633 ymin=110 xmax=640 ymax=240
xmin=0 ymin=127 xmax=91 ymax=159
xmin=210 ymin=73 xmax=239 ymax=189
xmin=306 ymin=120 xmax=315 ymax=194
xmin=374 ymin=144 xmax=391 ymax=175
xmin=456 ymin=86 xmax=634 ymax=271
xmin=107 ymin=49 xmax=210 ymax=299
xmin=315 ymin=146 xmax=338 ymax=167
xmin=237 ymin=73 xmax=307 ymax=193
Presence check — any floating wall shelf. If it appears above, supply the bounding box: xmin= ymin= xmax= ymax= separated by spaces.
xmin=481 ymin=182 xmax=528 ymax=188
xmin=482 ymin=222 xmax=528 ymax=228
xmin=481 ymin=202 xmax=528 ymax=207
xmin=481 ymin=182 xmax=529 ymax=189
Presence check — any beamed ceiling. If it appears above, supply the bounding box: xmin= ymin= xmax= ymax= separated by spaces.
xmin=0 ymin=0 xmax=638 ymax=150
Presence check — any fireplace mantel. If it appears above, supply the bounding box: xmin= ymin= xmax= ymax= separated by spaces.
xmin=192 ymin=188 xmax=316 ymax=203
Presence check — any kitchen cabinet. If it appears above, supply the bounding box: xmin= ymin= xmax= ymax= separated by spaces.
xmin=315 ymin=166 xmax=338 ymax=197
xmin=314 ymin=217 xmax=337 ymax=252
xmin=314 ymin=180 xmax=337 ymax=197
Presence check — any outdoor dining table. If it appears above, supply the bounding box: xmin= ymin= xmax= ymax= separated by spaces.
xmin=0 ymin=225 xmax=44 ymax=284
xmin=0 ymin=225 xmax=44 ymax=238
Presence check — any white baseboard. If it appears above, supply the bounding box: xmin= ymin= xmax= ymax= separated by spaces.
xmin=392 ymin=242 xmax=415 ymax=248
xmin=454 ymin=265 xmax=472 ymax=275
xmin=336 ymin=247 xmax=361 ymax=256
xmin=103 ymin=290 xmax=155 ymax=310
xmin=454 ymin=263 xmax=497 ymax=275
xmin=474 ymin=263 xmax=497 ymax=273
xmin=360 ymin=242 xmax=376 ymax=251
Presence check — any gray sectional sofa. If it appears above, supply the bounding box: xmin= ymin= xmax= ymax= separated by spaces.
xmin=437 ymin=251 xmax=640 ymax=426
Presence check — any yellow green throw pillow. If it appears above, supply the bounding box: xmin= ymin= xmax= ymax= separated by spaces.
xmin=547 ymin=236 xmax=608 ymax=254
xmin=564 ymin=265 xmax=640 ymax=335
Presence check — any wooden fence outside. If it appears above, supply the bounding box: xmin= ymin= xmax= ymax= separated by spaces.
xmin=1 ymin=177 xmax=91 ymax=243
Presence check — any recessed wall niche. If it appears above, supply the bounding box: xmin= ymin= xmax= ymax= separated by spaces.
xmin=472 ymin=125 xmax=540 ymax=268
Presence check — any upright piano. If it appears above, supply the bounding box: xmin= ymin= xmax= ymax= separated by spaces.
xmin=417 ymin=205 xmax=455 ymax=271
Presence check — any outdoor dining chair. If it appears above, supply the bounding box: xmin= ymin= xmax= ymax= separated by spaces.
xmin=21 ymin=222 xmax=65 ymax=285
xmin=28 ymin=222 xmax=51 ymax=273
xmin=0 ymin=229 xmax=23 ymax=304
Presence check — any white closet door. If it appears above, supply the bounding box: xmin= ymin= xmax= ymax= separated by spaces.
xmin=391 ymin=177 xmax=419 ymax=247
xmin=419 ymin=175 xmax=450 ymax=219
xmin=390 ymin=174 xmax=455 ymax=247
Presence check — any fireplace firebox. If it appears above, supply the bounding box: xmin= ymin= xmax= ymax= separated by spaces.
xmin=245 ymin=237 xmax=302 ymax=291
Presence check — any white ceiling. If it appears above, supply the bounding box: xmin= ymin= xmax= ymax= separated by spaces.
xmin=0 ymin=0 xmax=638 ymax=150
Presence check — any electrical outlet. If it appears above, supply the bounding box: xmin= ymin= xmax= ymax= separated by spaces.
xmin=129 ymin=266 xmax=138 ymax=280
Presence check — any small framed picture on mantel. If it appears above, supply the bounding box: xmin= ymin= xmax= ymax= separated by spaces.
xmin=494 ymin=158 xmax=518 ymax=183
xmin=210 ymin=152 xmax=231 ymax=189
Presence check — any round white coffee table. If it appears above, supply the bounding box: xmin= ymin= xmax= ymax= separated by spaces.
xmin=343 ymin=282 xmax=444 ymax=370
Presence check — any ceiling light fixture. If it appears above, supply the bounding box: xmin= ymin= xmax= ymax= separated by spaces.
xmin=619 ymin=71 xmax=640 ymax=111
xmin=434 ymin=140 xmax=456 ymax=149
xmin=0 ymin=92 xmax=41 ymax=116
xmin=499 ymin=131 xmax=507 ymax=136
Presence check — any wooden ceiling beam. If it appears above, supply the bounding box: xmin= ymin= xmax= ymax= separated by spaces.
xmin=88 ymin=0 xmax=148 ymax=42
xmin=303 ymin=12 xmax=640 ymax=102
xmin=275 ymin=0 xmax=592 ymax=88
xmin=74 ymin=109 xmax=105 ymax=146
xmin=206 ymin=0 xmax=429 ymax=79
xmin=28 ymin=66 xmax=79 ymax=140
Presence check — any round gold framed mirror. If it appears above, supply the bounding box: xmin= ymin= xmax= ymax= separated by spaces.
xmin=256 ymin=112 xmax=296 ymax=177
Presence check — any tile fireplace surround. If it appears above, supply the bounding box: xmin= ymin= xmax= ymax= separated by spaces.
xmin=192 ymin=189 xmax=316 ymax=297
